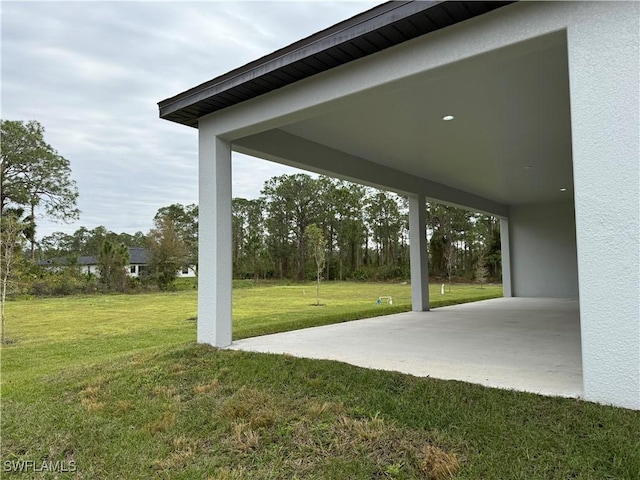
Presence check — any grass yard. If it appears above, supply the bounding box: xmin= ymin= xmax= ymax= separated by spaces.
xmin=2 ymin=282 xmax=639 ymax=479
xmin=1 ymin=281 xmax=501 ymax=394
xmin=232 ymin=281 xmax=501 ymax=339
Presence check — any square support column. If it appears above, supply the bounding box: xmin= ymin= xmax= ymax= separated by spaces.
xmin=409 ymin=193 xmax=429 ymax=311
xmin=499 ymin=218 xmax=512 ymax=298
xmin=197 ymin=122 xmax=232 ymax=347
xmin=567 ymin=2 xmax=639 ymax=409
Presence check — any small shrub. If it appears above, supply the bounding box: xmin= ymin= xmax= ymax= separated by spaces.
xmin=350 ymin=265 xmax=410 ymax=282
xmin=22 ymin=267 xmax=100 ymax=298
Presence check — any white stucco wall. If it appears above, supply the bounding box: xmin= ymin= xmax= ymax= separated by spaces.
xmin=510 ymin=201 xmax=579 ymax=298
xmin=566 ymin=1 xmax=639 ymax=410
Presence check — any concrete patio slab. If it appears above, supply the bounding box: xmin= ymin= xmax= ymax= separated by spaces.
xmin=229 ymin=297 xmax=582 ymax=398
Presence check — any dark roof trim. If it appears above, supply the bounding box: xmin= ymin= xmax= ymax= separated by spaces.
xmin=159 ymin=1 xmax=514 ymax=128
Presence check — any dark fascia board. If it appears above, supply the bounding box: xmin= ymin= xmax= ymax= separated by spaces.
xmin=159 ymin=1 xmax=514 ymax=128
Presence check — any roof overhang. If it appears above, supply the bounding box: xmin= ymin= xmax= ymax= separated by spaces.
xmin=158 ymin=1 xmax=514 ymax=127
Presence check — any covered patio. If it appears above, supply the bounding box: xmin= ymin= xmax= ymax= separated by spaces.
xmin=159 ymin=1 xmax=639 ymax=409
xmin=230 ymin=298 xmax=582 ymax=398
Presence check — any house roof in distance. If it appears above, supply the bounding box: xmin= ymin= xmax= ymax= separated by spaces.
xmin=158 ymin=0 xmax=514 ymax=128
xmin=129 ymin=247 xmax=152 ymax=265
xmin=37 ymin=256 xmax=98 ymax=267
xmin=38 ymin=248 xmax=151 ymax=267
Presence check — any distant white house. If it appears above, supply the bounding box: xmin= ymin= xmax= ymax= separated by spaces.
xmin=38 ymin=247 xmax=150 ymax=278
xmin=39 ymin=247 xmax=196 ymax=278
xmin=176 ymin=266 xmax=197 ymax=278
xmin=125 ymin=247 xmax=152 ymax=278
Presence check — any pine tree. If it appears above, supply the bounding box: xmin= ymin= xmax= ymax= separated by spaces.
xmin=97 ymin=240 xmax=129 ymax=291
xmin=1 ymin=120 xmax=80 ymax=259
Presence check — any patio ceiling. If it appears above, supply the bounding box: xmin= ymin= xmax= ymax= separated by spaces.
xmin=272 ymin=30 xmax=573 ymax=207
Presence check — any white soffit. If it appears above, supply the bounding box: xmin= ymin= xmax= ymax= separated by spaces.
xmin=279 ymin=30 xmax=573 ymax=206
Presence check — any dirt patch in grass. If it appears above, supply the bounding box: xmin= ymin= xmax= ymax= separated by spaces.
xmin=62 ymin=356 xmax=462 ymax=479
xmin=188 ymin=384 xmax=459 ymax=479
xmin=282 ymin=414 xmax=459 ymax=480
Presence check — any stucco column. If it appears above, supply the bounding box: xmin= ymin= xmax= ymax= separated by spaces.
xmin=197 ymin=121 xmax=232 ymax=347
xmin=408 ymin=193 xmax=429 ymax=311
xmin=567 ymin=2 xmax=639 ymax=409
xmin=499 ymin=218 xmax=512 ymax=298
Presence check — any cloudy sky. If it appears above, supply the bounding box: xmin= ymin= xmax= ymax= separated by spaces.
xmin=1 ymin=0 xmax=380 ymax=238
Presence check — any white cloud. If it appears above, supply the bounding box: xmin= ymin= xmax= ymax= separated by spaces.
xmin=1 ymin=0 xmax=380 ymax=238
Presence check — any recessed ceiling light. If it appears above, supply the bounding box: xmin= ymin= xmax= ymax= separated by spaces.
xmin=560 ymin=188 xmax=567 ymax=192
xmin=442 ymin=115 xmax=454 ymax=121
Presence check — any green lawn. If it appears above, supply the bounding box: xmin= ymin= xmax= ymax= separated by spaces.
xmin=1 ymin=281 xmax=501 ymax=396
xmin=2 ymin=282 xmax=638 ymax=479
xmin=232 ymin=281 xmax=501 ymax=338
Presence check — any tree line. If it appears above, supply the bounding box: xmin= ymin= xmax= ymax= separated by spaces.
xmin=232 ymin=174 xmax=502 ymax=283
xmin=32 ymin=175 xmax=501 ymax=290
xmin=25 ymin=206 xmax=196 ymax=294
xmin=34 ymin=174 xmax=501 ymax=290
